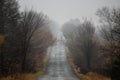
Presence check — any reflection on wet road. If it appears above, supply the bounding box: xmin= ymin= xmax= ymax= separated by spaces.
xmin=37 ymin=31 xmax=80 ymax=80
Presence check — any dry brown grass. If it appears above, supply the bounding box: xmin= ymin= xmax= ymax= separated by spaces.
xmin=79 ymin=72 xmax=111 ymax=80
xmin=43 ymin=54 xmax=49 ymax=67
xmin=0 ymin=71 xmax=45 ymax=80
xmin=74 ymin=68 xmax=111 ymax=80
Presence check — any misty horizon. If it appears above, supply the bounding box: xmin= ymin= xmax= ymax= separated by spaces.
xmin=19 ymin=0 xmax=120 ymax=26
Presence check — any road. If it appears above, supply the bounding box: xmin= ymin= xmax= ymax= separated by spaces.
xmin=37 ymin=31 xmax=80 ymax=80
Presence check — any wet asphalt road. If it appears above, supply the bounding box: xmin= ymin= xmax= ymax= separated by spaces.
xmin=37 ymin=31 xmax=80 ymax=80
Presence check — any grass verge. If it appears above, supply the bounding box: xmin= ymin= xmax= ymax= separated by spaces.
xmin=0 ymin=71 xmax=45 ymax=80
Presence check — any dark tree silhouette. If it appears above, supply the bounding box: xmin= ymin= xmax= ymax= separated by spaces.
xmin=0 ymin=0 xmax=19 ymax=76
xmin=18 ymin=10 xmax=48 ymax=72
xmin=77 ymin=21 xmax=95 ymax=71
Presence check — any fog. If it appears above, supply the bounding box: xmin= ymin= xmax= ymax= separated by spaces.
xmin=19 ymin=0 xmax=120 ymax=26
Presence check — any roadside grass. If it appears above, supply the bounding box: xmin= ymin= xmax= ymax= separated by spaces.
xmin=43 ymin=54 xmax=49 ymax=68
xmin=67 ymin=53 xmax=111 ymax=80
xmin=0 ymin=71 xmax=45 ymax=80
xmin=74 ymin=67 xmax=111 ymax=80
xmin=0 ymin=54 xmax=49 ymax=80
xmin=79 ymin=72 xmax=111 ymax=80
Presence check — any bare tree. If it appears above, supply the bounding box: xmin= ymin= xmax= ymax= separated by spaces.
xmin=76 ymin=21 xmax=96 ymax=72
xmin=97 ymin=7 xmax=120 ymax=79
xmin=62 ymin=20 xmax=97 ymax=73
xmin=27 ymin=28 xmax=54 ymax=72
xmin=18 ymin=10 xmax=48 ymax=72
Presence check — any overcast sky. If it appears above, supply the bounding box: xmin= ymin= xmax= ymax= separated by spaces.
xmin=19 ymin=0 xmax=120 ymax=26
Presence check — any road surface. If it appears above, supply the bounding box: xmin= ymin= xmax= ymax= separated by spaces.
xmin=37 ymin=31 xmax=80 ymax=80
